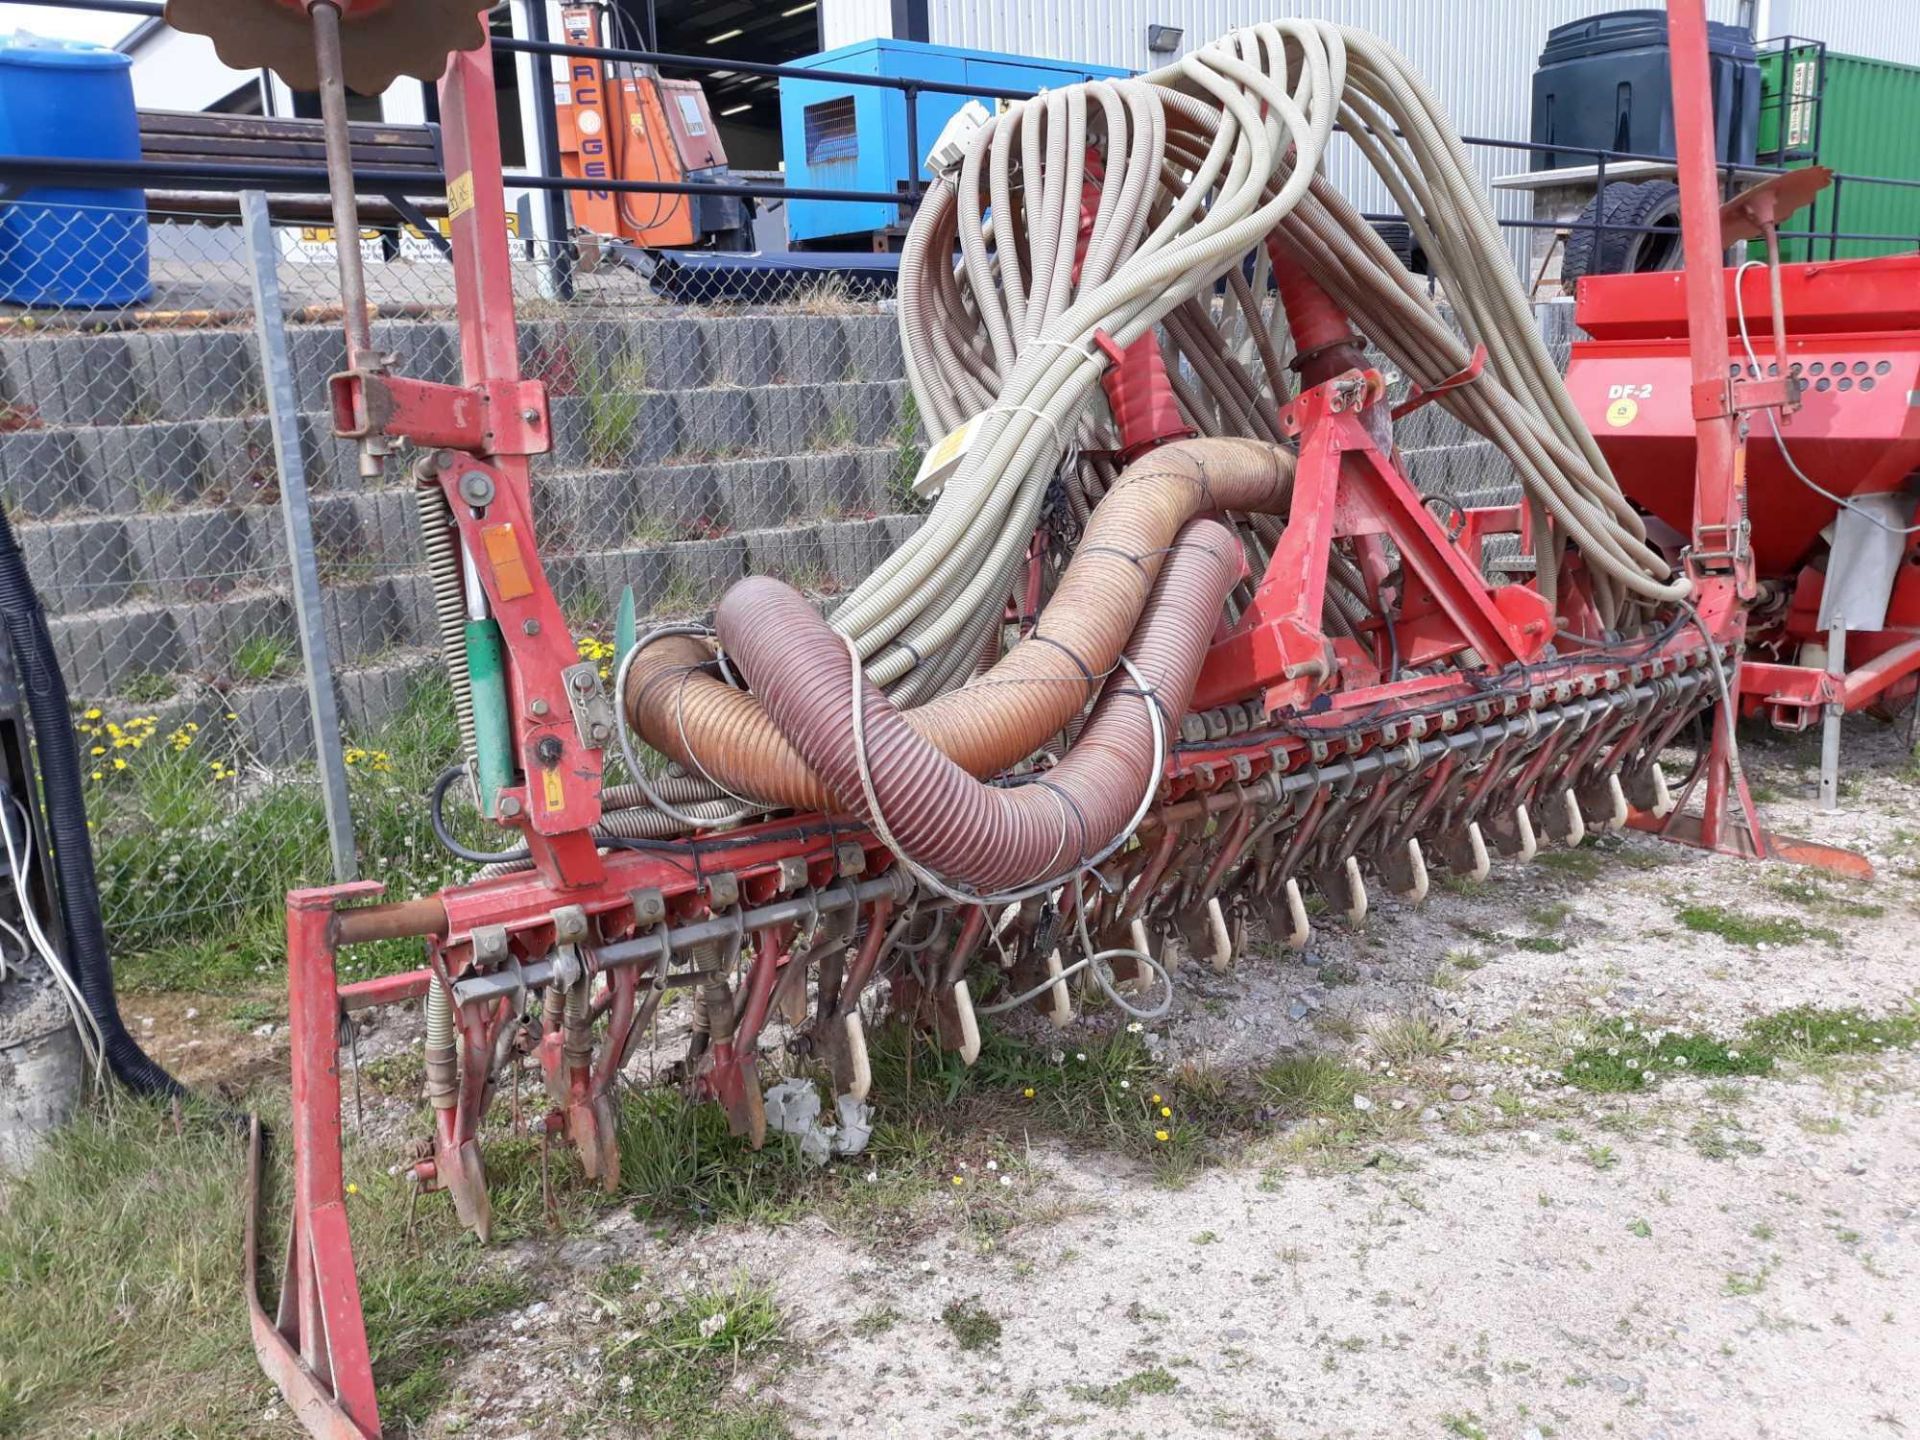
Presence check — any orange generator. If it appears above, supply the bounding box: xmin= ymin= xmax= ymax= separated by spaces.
xmin=554 ymin=4 xmax=751 ymax=251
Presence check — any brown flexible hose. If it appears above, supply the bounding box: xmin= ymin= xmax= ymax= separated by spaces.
xmin=624 ymin=437 xmax=1293 ymax=811
xmin=718 ymin=519 xmax=1246 ymax=892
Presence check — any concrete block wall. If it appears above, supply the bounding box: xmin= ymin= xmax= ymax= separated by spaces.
xmin=6 ymin=298 xmax=1581 ymax=765
xmin=4 ymin=308 xmax=916 ymax=764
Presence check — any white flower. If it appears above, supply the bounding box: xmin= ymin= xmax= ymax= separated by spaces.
xmin=1075 ymin=1052 xmax=1088 ymax=1062
xmin=985 ymin=1159 xmax=998 ymax=1171
xmin=699 ymin=1312 xmax=728 ymax=1339
xmin=999 ymin=1176 xmax=1013 ymax=1188
xmin=1119 ymin=1080 xmax=1131 ymax=1090
xmin=1126 ymin=1022 xmax=1143 ymax=1034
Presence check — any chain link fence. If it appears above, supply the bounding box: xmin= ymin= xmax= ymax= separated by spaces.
xmin=3 ymin=189 xmax=1572 ymax=980
xmin=1 ymin=193 xmax=927 ymax=978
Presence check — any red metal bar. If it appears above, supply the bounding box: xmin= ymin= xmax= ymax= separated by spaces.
xmin=259 ymin=881 xmax=388 ymax=1438
xmin=1667 ymin=0 xmax=1746 ymax=604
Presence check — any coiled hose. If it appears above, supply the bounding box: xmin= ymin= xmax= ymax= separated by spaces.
xmin=624 ymin=437 xmax=1293 ymax=811
xmin=717 ymin=519 xmax=1245 ymax=893
xmin=0 ymin=505 xmax=182 ymax=1098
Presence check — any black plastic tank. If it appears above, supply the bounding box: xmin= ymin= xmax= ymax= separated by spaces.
xmin=1531 ymin=9 xmax=1760 ymax=171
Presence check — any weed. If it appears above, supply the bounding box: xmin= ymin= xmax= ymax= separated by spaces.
xmin=851 ymin=1306 xmax=901 ymax=1338
xmin=1257 ymin=1053 xmax=1364 ymax=1115
xmin=101 ymin=673 xmax=470 ymax=991
xmin=941 ymin=1298 xmax=1002 ymax=1351
xmin=1584 ymin=1144 xmax=1619 ymax=1171
xmin=1442 ymin=1413 xmax=1489 ymax=1440
xmin=119 ymin=670 xmax=178 ymax=704
xmin=1371 ymin=1013 xmax=1456 ymax=1066
xmin=809 ymin=408 xmax=859 ymax=452
xmin=1516 ymin=935 xmax=1569 ymax=954
xmin=578 ymin=346 xmax=650 ymax=467
xmin=1627 ymin=1217 xmax=1653 ymax=1239
xmin=1445 ymin=948 xmax=1487 ymax=972
xmin=231 ymin=634 xmax=293 ymax=682
xmin=1725 ymin=1266 xmax=1771 ymax=1297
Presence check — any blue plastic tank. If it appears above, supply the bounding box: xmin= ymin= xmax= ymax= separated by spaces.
xmin=0 ymin=32 xmax=151 ymax=307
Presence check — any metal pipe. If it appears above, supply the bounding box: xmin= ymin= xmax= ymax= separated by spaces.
xmin=309 ymin=1 xmax=374 ymax=373
xmin=450 ymin=870 xmax=914 ymax=1006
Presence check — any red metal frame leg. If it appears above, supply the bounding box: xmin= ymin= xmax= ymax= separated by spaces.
xmin=252 ymin=882 xmax=389 ymax=1440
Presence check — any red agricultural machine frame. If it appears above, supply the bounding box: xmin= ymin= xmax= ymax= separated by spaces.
xmin=166 ymin=2 xmax=1883 ymax=1435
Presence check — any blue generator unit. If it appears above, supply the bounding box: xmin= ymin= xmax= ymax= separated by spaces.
xmin=780 ymin=40 xmax=1129 ymax=249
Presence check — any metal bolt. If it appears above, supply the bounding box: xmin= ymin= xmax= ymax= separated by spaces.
xmin=497 ymin=795 xmax=524 ymax=819
xmin=588 ymin=721 xmax=611 ymax=743
xmin=531 ymin=698 xmax=550 ymax=717
xmin=570 ymin=670 xmax=594 ymax=693
xmin=523 ymin=618 xmax=540 ymax=636
xmin=536 ymin=736 xmax=564 ymax=765
xmin=522 ymin=407 xmax=541 ymax=424
xmin=457 ymin=470 xmax=495 ymax=506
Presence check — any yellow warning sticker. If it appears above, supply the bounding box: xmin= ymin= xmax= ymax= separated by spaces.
xmin=447 ymin=171 xmax=475 ymax=223
xmin=543 ymin=768 xmax=565 ymax=813
xmin=1605 ymin=396 xmax=1639 ymax=427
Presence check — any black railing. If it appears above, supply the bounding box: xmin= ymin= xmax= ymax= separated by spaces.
xmin=4 ymin=0 xmax=1918 ymax=268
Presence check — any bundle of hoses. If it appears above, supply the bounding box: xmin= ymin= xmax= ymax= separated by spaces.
xmin=590 ymin=22 xmax=1690 ymax=895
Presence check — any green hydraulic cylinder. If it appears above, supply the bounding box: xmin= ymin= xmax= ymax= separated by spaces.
xmin=465 ymin=616 xmax=514 ymax=819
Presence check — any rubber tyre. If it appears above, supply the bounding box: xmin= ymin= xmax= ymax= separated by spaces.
xmin=1563 ymin=180 xmax=1684 ymax=283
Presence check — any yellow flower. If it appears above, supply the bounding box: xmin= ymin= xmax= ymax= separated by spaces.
xmin=1022 ymin=1087 xmax=1035 ymax=1098
xmin=112 ymin=758 xmax=128 ymax=771
xmin=1159 ymin=1106 xmax=1172 ymax=1118
xmin=950 ymin=1175 xmax=964 ymax=1186
xmin=90 ymin=770 xmax=103 ymax=781
xmin=1154 ymin=1129 xmax=1170 ymax=1142
xmin=345 ymin=1182 xmax=359 ymax=1196
xmin=90 ymin=745 xmax=105 ymax=756
xmin=83 ymin=707 xmax=102 ymax=720
xmin=1150 ymin=1093 xmax=1162 ymax=1104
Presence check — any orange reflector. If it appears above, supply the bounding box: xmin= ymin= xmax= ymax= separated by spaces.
xmin=482 ymin=523 xmax=533 ymax=600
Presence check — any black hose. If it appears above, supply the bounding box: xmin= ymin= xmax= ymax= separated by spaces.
xmin=430 ymin=764 xmax=532 ymax=865
xmin=0 ymin=505 xmax=183 ymax=1098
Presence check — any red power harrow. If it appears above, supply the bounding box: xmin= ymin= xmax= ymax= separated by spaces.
xmin=165 ymin=3 xmax=1886 ymax=1435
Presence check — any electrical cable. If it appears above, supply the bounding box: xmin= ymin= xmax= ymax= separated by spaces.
xmin=1733 ymin=259 xmax=1920 ymax=536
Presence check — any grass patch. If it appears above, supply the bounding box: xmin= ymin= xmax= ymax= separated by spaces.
xmin=596 ymin=1277 xmax=791 ymax=1440
xmin=1675 ymin=903 xmax=1837 ymax=948
xmin=1566 ymin=1018 xmax=1773 ymax=1093
xmin=866 ymin=1024 xmax=1232 ymax=1184
xmin=0 ymin=1098 xmax=530 ymax=1438
xmin=98 ymin=672 xmax=472 ymax=993
xmin=1566 ymin=1005 xmax=1918 ymax=1094
xmin=1534 ymin=846 xmax=1605 ymax=881
xmin=1741 ymin=1005 xmax=1920 ymax=1060
xmin=1069 ymin=1366 xmax=1179 ymax=1408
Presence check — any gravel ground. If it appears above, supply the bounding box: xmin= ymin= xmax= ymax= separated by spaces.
xmin=256 ymin=718 xmax=1920 ymax=1440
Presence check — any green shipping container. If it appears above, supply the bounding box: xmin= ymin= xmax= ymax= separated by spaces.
xmin=1757 ymin=44 xmax=1920 ymax=261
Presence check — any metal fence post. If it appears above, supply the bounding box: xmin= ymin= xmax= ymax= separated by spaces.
xmin=240 ymin=189 xmax=359 ymax=884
